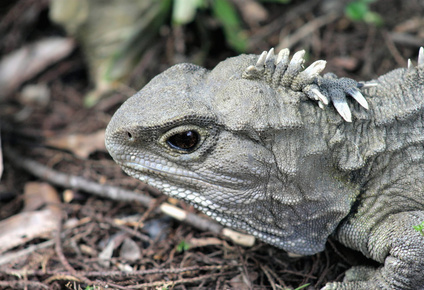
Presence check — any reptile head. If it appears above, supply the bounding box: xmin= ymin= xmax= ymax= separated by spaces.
xmin=106 ymin=51 xmax=361 ymax=255
xmin=105 ymin=60 xmax=280 ymax=241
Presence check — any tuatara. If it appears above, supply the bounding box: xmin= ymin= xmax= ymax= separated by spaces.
xmin=105 ymin=47 xmax=424 ymax=289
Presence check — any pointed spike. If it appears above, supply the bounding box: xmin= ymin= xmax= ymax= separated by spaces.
xmin=311 ymin=88 xmax=329 ymax=105
xmin=265 ymin=48 xmax=275 ymax=62
xmin=347 ymin=88 xmax=369 ymax=110
xmin=242 ymin=65 xmax=261 ymax=79
xmin=243 ymin=65 xmax=257 ymax=76
xmin=276 ymin=48 xmax=290 ymax=65
xmin=360 ymin=81 xmax=378 ymax=89
xmin=264 ymin=48 xmax=276 ymax=82
xmin=418 ymin=47 xmax=424 ymax=66
xmin=408 ymin=59 xmax=413 ymax=69
xmin=256 ymin=51 xmax=268 ymax=68
xmin=291 ymin=50 xmax=306 ymax=67
xmin=291 ymin=61 xmax=326 ymax=91
xmin=245 ymin=65 xmax=256 ymax=72
xmin=333 ymin=101 xmax=352 ymax=122
xmin=303 ymin=60 xmax=327 ymax=78
xmin=407 ymin=58 xmax=417 ymax=73
xmin=281 ymin=50 xmax=306 ymax=87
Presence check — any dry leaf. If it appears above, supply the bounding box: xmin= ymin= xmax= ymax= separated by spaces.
xmin=116 ymin=262 xmax=134 ymax=272
xmin=99 ymin=232 xmax=126 ymax=267
xmin=46 ymin=130 xmax=106 ymax=158
xmin=230 ymin=272 xmax=259 ymax=290
xmin=19 ymin=84 xmax=51 ymax=107
xmin=119 ymin=238 xmax=141 ymax=261
xmin=23 ymin=182 xmax=60 ymax=212
xmin=0 ymin=37 xmax=75 ymax=97
xmin=0 ymin=182 xmax=61 ymax=254
xmin=98 ymin=239 xmax=115 ymax=268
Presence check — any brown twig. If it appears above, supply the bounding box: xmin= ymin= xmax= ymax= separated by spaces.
xmin=54 ymin=217 xmax=94 ymax=287
xmin=277 ymin=12 xmax=340 ymax=51
xmin=0 ymin=280 xmax=49 ymax=289
xmin=260 ymin=264 xmax=277 ymax=290
xmin=2 ymin=264 xmax=239 ymax=280
xmin=102 ymin=216 xmax=152 ymax=243
xmin=135 ymin=195 xmax=168 ymax=231
xmin=327 ymin=239 xmax=353 ymax=265
xmin=5 ymin=147 xmax=154 ymax=205
xmin=383 ymin=30 xmax=408 ymax=67
xmin=130 ymin=271 xmax=239 ymax=289
xmin=315 ymin=247 xmax=331 ymax=287
xmin=0 ymin=239 xmax=55 ymax=266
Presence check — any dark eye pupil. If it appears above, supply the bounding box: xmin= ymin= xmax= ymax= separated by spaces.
xmin=167 ymin=130 xmax=199 ymax=151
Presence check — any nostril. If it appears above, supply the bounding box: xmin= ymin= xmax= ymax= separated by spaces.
xmin=127 ymin=131 xmax=133 ymax=141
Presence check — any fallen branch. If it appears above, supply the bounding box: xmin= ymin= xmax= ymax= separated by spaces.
xmin=130 ymin=271 xmax=240 ymax=289
xmin=0 ymin=239 xmax=54 ymax=266
xmin=0 ymin=280 xmax=49 ymax=289
xmin=5 ymin=147 xmax=255 ymax=247
xmin=2 ymin=264 xmax=239 ymax=278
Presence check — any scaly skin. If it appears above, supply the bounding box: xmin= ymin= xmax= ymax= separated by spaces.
xmin=105 ymin=48 xmax=424 ymax=289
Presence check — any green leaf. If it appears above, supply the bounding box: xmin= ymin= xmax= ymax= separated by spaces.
xmin=176 ymin=240 xmax=191 ymax=252
xmin=345 ymin=0 xmax=383 ymax=26
xmin=293 ymin=283 xmax=311 ymax=290
xmin=212 ymin=0 xmax=247 ymax=53
xmin=363 ymin=11 xmax=383 ymax=26
xmin=345 ymin=1 xmax=369 ymax=21
xmin=413 ymin=221 xmax=424 ymax=236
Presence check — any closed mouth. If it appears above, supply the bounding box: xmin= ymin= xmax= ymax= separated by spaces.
xmin=121 ymin=158 xmax=248 ymax=190
xmin=122 ymin=160 xmax=204 ymax=183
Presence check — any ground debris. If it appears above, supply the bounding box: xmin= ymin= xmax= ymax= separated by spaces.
xmin=0 ymin=0 xmax=421 ymax=288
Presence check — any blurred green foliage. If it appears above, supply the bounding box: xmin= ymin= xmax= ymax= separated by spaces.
xmin=211 ymin=0 xmax=247 ymax=53
xmin=176 ymin=240 xmax=191 ymax=252
xmin=172 ymin=0 xmax=291 ymax=53
xmin=413 ymin=221 xmax=424 ymax=237
xmin=345 ymin=0 xmax=383 ymax=26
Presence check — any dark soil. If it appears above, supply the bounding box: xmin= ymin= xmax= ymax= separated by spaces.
xmin=0 ymin=0 xmax=423 ymax=289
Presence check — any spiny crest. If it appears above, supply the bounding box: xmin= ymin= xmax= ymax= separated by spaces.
xmin=407 ymin=46 xmax=424 ymax=71
xmin=420 ymin=47 xmax=424 ymax=66
xmin=331 ymin=46 xmax=424 ymax=171
xmin=242 ymin=48 xmax=369 ymax=122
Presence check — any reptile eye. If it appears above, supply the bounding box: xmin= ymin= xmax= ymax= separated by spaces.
xmin=160 ymin=125 xmax=208 ymax=154
xmin=166 ymin=130 xmax=199 ymax=152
